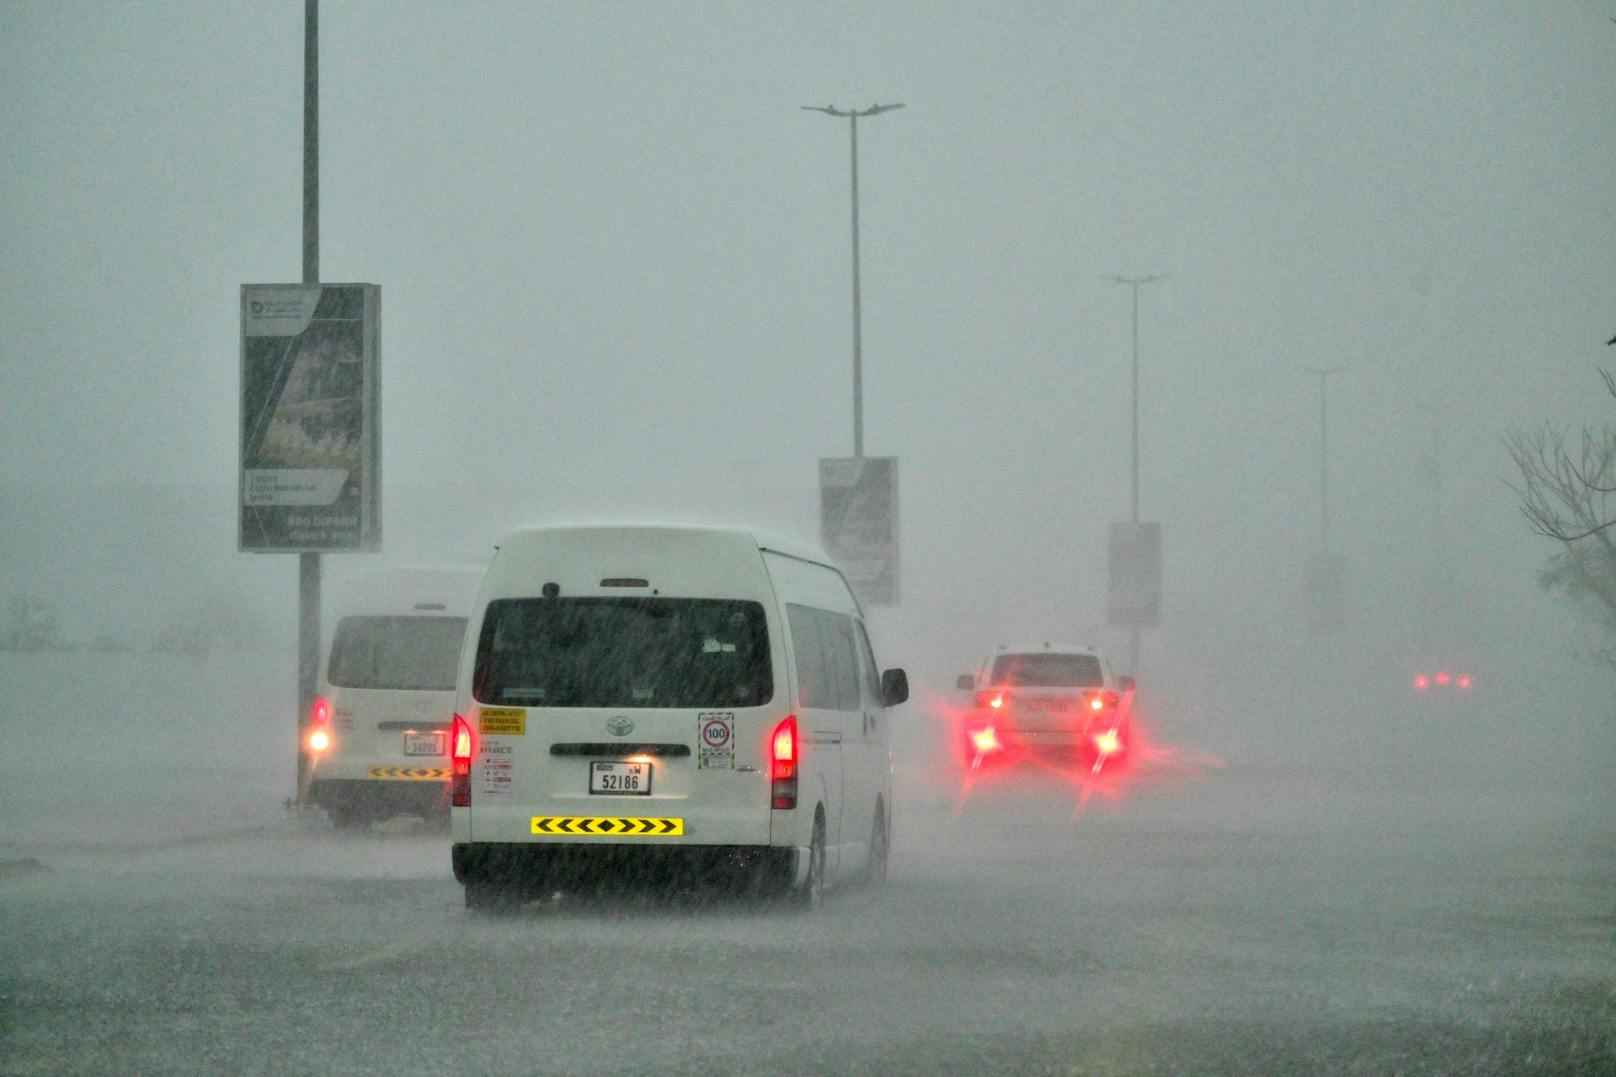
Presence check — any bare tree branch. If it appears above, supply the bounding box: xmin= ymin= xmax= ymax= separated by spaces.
xmin=1506 ymin=369 xmax=1616 ymax=625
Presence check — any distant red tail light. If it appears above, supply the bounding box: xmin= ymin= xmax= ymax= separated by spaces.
xmin=450 ymin=713 xmax=474 ymax=807
xmin=306 ymin=696 xmax=333 ymax=754
xmin=771 ymin=716 xmax=798 ymax=810
xmin=1414 ymin=675 xmax=1430 ymax=691
xmin=1435 ymin=671 xmax=1451 ymax=686
xmin=1456 ymin=675 xmax=1472 ymax=690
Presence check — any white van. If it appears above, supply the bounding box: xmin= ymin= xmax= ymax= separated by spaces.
xmin=305 ymin=566 xmax=483 ymax=828
xmin=448 ymin=524 xmax=908 ymax=909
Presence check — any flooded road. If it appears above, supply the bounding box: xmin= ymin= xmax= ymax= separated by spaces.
xmin=5 ymin=727 xmax=1611 ymax=1075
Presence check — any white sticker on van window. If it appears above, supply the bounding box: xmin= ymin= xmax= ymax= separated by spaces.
xmin=697 ymin=712 xmax=734 ymax=770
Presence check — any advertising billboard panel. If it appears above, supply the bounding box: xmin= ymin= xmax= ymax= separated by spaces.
xmin=1108 ymin=522 xmax=1162 ymax=626
xmin=819 ymin=456 xmax=899 ymax=607
xmin=240 ymin=284 xmax=380 ymax=551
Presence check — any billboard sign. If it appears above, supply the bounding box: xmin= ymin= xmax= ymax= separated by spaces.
xmin=240 ymin=284 xmax=380 ymax=551
xmin=1108 ymin=522 xmax=1162 ymax=626
xmin=820 ymin=456 xmax=899 ymax=607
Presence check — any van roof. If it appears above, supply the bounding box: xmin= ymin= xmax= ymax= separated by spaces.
xmin=991 ymin=643 xmax=1102 ymax=658
xmin=329 ymin=565 xmax=485 ymax=616
xmin=488 ymin=524 xmax=854 ymax=609
xmin=497 ymin=523 xmax=835 ymax=570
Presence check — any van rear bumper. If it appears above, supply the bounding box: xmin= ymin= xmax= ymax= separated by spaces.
xmin=308 ymin=777 xmax=446 ymax=819
xmin=452 ymin=841 xmax=803 ymax=894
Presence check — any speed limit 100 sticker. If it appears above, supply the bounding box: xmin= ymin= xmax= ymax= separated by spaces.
xmin=697 ymin=712 xmax=734 ymax=769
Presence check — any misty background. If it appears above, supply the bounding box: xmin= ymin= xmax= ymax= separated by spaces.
xmin=3 ymin=3 xmax=1613 ymax=779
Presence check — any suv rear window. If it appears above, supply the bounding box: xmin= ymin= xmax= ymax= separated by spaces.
xmin=989 ymin=652 xmax=1103 ymax=688
xmin=473 ymin=598 xmax=771 ymax=708
xmin=328 ymin=616 xmax=468 ymax=691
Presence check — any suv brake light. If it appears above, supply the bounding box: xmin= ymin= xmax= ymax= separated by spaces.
xmin=450 ymin=713 xmax=474 ymax=807
xmin=771 ymin=716 xmax=797 ymax=810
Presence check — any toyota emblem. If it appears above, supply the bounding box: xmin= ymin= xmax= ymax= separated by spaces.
xmin=606 ymin=716 xmax=634 ymax=737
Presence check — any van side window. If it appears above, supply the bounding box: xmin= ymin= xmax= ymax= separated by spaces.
xmin=824 ymin=612 xmax=862 ymax=712
xmin=787 ymin=604 xmax=860 ymax=713
xmin=855 ymin=621 xmax=882 ymax=704
xmin=786 ymin=604 xmax=834 ymax=709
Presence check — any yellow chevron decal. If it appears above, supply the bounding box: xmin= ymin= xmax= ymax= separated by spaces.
xmin=365 ymin=766 xmax=449 ymax=781
xmin=530 ymin=816 xmax=684 ymax=837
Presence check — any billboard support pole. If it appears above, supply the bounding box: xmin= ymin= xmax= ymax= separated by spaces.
xmin=296 ymin=0 xmax=320 ymax=802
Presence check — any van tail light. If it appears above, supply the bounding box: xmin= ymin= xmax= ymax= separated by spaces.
xmin=771 ymin=715 xmax=797 ymax=810
xmin=306 ymin=696 xmax=332 ymax=754
xmin=974 ymin=690 xmax=1006 ymax=710
xmin=450 ymin=713 xmax=474 ymax=807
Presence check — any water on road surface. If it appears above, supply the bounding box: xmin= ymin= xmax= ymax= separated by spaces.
xmin=4 ymin=714 xmax=1611 ymax=1074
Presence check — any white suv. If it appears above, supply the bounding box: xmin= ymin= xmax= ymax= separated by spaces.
xmin=955 ymin=644 xmax=1134 ymax=767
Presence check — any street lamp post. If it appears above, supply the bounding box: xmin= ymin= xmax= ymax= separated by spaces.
xmin=803 ymin=103 xmax=904 ymax=458
xmin=1105 ymin=274 xmax=1160 ymax=676
xmin=1104 ymin=274 xmax=1160 ymax=524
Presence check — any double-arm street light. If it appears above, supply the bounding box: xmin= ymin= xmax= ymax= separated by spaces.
xmin=1104 ymin=274 xmax=1162 ymax=524
xmin=803 ymin=103 xmax=904 ymax=458
xmin=1105 ymin=273 xmax=1162 ymax=677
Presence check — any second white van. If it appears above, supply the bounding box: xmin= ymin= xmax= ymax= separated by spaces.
xmin=448 ymin=524 xmax=907 ymax=909
xmin=305 ymin=566 xmax=483 ymax=828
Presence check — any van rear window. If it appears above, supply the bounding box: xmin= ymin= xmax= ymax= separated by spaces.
xmin=328 ymin=616 xmax=468 ymax=691
xmin=473 ymin=598 xmax=771 ymax=709
xmin=989 ymin=652 xmax=1103 ymax=688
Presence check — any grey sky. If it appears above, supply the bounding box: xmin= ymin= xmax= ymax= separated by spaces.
xmin=2 ymin=2 xmax=1613 ymax=704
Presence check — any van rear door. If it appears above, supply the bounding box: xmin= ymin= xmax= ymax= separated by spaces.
xmin=326 ymin=614 xmax=465 ymax=766
xmin=465 ymin=596 xmax=773 ymax=846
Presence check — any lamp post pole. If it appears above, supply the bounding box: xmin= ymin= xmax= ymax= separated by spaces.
xmin=1105 ymin=274 xmax=1160 ymax=675
xmin=803 ymin=103 xmax=904 ymax=458
xmin=296 ymin=0 xmax=321 ymax=802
